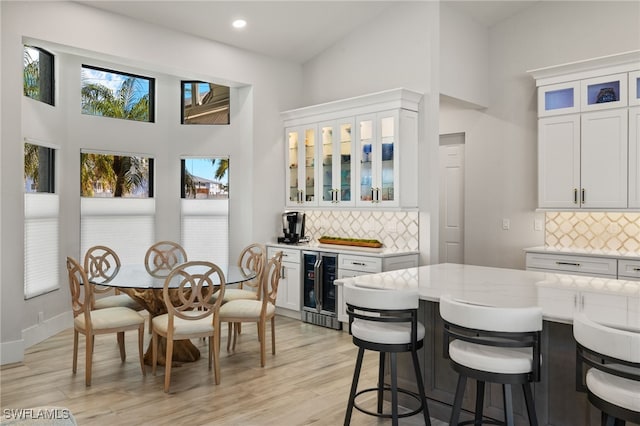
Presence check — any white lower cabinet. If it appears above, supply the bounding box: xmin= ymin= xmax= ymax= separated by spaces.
xmin=525 ymin=252 xmax=617 ymax=278
xmin=336 ymin=253 xmax=418 ymax=323
xmin=268 ymin=247 xmax=301 ymax=313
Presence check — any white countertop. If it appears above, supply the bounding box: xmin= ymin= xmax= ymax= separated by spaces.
xmin=266 ymin=241 xmax=419 ymax=258
xmin=334 ymin=263 xmax=640 ymax=330
xmin=524 ymin=245 xmax=640 ymax=261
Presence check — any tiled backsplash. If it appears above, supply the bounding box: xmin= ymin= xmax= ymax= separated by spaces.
xmin=545 ymin=211 xmax=640 ymax=254
xmin=303 ymin=210 xmax=419 ymax=252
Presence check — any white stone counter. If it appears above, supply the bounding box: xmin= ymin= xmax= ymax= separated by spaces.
xmin=334 ymin=263 xmax=640 ymax=330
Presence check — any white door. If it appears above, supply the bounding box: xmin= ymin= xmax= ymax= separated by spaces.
xmin=439 ymin=134 xmax=465 ymax=264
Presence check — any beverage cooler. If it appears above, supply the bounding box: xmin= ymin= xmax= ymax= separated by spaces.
xmin=301 ymin=251 xmax=342 ymax=330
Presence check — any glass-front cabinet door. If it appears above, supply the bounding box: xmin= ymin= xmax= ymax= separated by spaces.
xmin=318 ymin=119 xmax=355 ymax=207
xmin=356 ymin=110 xmax=399 ymax=207
xmin=286 ymin=125 xmax=317 ymax=206
xmin=630 ymin=70 xmax=640 ymax=106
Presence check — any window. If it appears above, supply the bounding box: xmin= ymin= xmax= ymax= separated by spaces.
xmin=23 ymin=45 xmax=54 ymax=106
xmin=180 ymin=157 xmax=229 ymax=266
xmin=80 ymin=151 xmax=153 ymax=198
xmin=24 ymin=140 xmax=59 ymax=299
xmin=24 ymin=142 xmax=55 ymax=193
xmin=80 ymin=150 xmax=155 ymax=264
xmin=181 ymin=81 xmax=230 ymax=124
xmin=81 ymin=65 xmax=154 ymax=122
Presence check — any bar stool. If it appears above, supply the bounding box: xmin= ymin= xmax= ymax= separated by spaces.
xmin=439 ymin=294 xmax=542 ymax=426
xmin=573 ymin=313 xmax=640 ymax=426
xmin=343 ymin=281 xmax=431 ymax=426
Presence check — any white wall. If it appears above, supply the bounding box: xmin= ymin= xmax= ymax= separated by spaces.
xmin=440 ymin=3 xmax=489 ymax=108
xmin=440 ymin=1 xmax=640 ymax=268
xmin=1 ymin=1 xmax=301 ymax=364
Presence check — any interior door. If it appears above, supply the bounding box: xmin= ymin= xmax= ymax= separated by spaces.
xmin=439 ymin=134 xmax=465 ymax=264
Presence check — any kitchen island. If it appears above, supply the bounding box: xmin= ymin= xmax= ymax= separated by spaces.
xmin=334 ymin=263 xmax=640 ymax=426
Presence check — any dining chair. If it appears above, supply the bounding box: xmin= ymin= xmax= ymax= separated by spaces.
xmin=66 ymin=256 xmax=146 ymax=386
xmin=573 ymin=312 xmax=640 ymax=425
xmin=439 ymin=294 xmax=542 ymax=426
xmin=144 ymin=240 xmax=188 ymax=278
xmin=83 ymin=245 xmax=141 ymax=311
xmin=151 ymin=260 xmax=226 ymax=392
xmin=218 ymin=251 xmax=283 ymax=366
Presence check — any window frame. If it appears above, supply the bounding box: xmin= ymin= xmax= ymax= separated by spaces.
xmin=81 ymin=64 xmax=155 ymax=123
xmin=23 ymin=45 xmax=55 ymax=106
xmin=180 ymin=80 xmax=230 ymax=125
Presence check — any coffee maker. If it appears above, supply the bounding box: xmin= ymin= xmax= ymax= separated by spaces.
xmin=278 ymin=211 xmax=307 ymax=244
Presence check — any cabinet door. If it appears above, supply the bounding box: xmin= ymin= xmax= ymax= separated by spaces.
xmin=538 ymin=81 xmax=580 ymax=117
xmin=318 ymin=119 xmax=355 ymax=207
xmin=356 ymin=111 xmax=400 ymax=207
xmin=630 ymin=107 xmax=640 ymax=208
xmin=276 ymin=261 xmax=301 ymax=311
xmin=581 ymin=73 xmax=628 ymax=112
xmin=581 ymin=109 xmax=628 ymax=208
xmin=538 ymin=115 xmax=581 ymax=208
xmin=630 ymin=71 xmax=640 ymax=106
xmin=285 ymin=125 xmax=318 ymax=206
xmin=580 ymin=291 xmax=628 ymax=326
xmin=336 ymin=269 xmax=374 ymax=322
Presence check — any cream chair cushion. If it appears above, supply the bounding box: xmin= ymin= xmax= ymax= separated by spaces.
xmin=151 ymin=312 xmax=216 ymax=336
xmin=212 ymin=288 xmax=258 ymax=303
xmin=219 ymin=299 xmax=275 ymax=320
xmin=351 ymin=318 xmax=425 ymax=345
xmin=73 ymin=307 xmax=145 ymax=331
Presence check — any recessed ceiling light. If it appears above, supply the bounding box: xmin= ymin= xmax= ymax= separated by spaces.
xmin=232 ymin=19 xmax=247 ymax=29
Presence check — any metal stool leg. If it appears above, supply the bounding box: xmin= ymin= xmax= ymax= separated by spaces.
xmin=344 ymin=347 xmax=365 ymax=426
xmin=411 ymin=348 xmax=431 ymax=426
xmin=522 ymin=383 xmax=538 ymax=426
xmin=503 ymin=384 xmax=514 ymax=426
xmin=475 ymin=380 xmax=485 ymax=425
xmin=378 ymin=352 xmax=385 ymax=414
xmin=450 ymin=375 xmax=467 ymax=426
xmin=390 ymin=352 xmax=399 ymax=426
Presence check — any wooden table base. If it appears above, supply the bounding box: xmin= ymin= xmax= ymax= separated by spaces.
xmin=144 ymin=337 xmax=201 ymax=366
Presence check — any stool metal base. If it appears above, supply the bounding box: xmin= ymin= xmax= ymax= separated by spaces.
xmin=352 ymin=385 xmax=425 ymax=419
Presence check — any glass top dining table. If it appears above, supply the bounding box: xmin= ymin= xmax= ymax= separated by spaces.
xmin=93 ymin=263 xmax=257 ymax=366
xmin=103 ymin=264 xmax=257 ymax=289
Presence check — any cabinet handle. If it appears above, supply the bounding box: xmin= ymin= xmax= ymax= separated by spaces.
xmin=581 ymin=188 xmax=585 ymax=204
xmin=573 ymin=294 xmax=577 ymax=308
xmin=556 ymin=261 xmax=581 ymax=267
xmin=580 ymin=295 xmax=584 ymax=310
xmin=298 ymin=190 xmax=304 ymax=204
xmin=281 ymin=266 xmax=286 ymax=279
xmin=633 ymin=268 xmax=640 ymax=271
xmin=573 ymin=188 xmax=578 ymax=204
xmin=352 ymin=262 xmax=366 ymax=266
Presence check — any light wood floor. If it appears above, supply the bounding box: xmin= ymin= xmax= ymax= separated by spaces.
xmin=1 ymin=315 xmax=446 ymax=425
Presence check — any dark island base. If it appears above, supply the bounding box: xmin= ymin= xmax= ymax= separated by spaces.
xmin=392 ymin=300 xmax=639 ymax=426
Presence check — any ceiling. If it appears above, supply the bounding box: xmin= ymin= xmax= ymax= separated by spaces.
xmin=76 ymin=1 xmax=539 ymax=64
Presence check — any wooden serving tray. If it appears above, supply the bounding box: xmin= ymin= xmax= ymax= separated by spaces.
xmin=318 ymin=238 xmax=383 ymax=248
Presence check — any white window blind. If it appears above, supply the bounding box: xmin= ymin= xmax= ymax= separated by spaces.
xmin=181 ymin=199 xmax=229 ymax=267
xmin=81 ymin=198 xmax=155 ymax=265
xmin=24 ymin=193 xmax=59 ymax=298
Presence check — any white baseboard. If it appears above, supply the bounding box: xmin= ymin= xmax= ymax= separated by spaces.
xmin=1 ymin=311 xmax=73 ymax=366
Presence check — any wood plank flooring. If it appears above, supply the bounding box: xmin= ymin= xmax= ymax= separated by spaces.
xmin=1 ymin=315 xmax=445 ymax=425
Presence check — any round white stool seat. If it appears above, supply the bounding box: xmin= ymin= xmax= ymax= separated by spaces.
xmin=449 ymin=339 xmax=535 ymax=375
xmin=587 ymin=367 xmax=640 ymax=413
xmin=351 ymin=318 xmax=425 ymax=345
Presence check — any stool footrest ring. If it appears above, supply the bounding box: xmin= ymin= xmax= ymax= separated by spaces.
xmin=456 ymin=419 xmax=504 ymax=426
xmin=352 ymin=386 xmax=425 ymax=419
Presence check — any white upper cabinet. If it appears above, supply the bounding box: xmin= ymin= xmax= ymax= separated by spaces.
xmin=529 ymin=50 xmax=640 ymax=210
xmin=281 ymin=88 xmax=421 ymax=209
